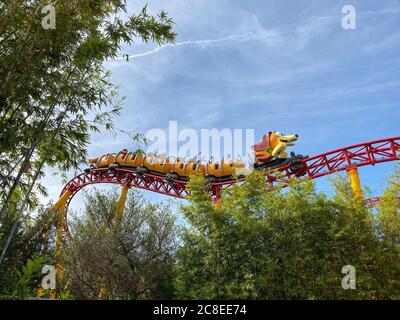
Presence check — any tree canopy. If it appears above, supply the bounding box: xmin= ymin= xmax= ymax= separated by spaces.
xmin=0 ymin=0 xmax=176 ymax=267
xmin=63 ymin=189 xmax=178 ymax=299
xmin=175 ymin=169 xmax=400 ymax=299
xmin=1 ymin=167 xmax=399 ymax=299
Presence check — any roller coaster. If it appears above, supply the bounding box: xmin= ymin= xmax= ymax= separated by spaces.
xmin=53 ymin=134 xmax=400 ymax=236
xmin=46 ymin=133 xmax=399 ymax=299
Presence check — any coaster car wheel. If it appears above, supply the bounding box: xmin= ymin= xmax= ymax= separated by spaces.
xmin=254 ymin=158 xmax=290 ymax=170
xmin=137 ymin=166 xmax=149 ymax=174
xmin=288 ymin=152 xmax=308 ymax=176
xmin=205 ymin=176 xmax=217 ymax=184
xmin=166 ymin=173 xmax=179 ymax=181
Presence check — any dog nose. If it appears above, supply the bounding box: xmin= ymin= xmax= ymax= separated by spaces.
xmin=295 ymin=134 xmax=299 ymax=137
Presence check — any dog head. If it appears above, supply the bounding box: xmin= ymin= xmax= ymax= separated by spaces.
xmin=269 ymin=131 xmax=298 ymax=158
xmin=270 ymin=131 xmax=298 ymax=148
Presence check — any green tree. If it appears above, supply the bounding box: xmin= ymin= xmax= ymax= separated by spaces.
xmin=10 ymin=254 xmax=49 ymax=300
xmin=0 ymin=0 xmax=175 ymax=266
xmin=374 ymin=164 xmax=400 ymax=298
xmin=175 ymin=170 xmax=400 ymax=299
xmin=0 ymin=200 xmax=54 ymax=296
xmin=63 ymin=189 xmax=178 ymax=300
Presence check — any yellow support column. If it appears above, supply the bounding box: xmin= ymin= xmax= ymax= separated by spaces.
xmin=52 ymin=189 xmax=72 ymax=299
xmin=115 ymin=184 xmax=129 ymax=228
xmin=212 ymin=188 xmax=222 ymax=209
xmin=347 ymin=167 xmax=363 ymax=199
xmin=36 ymin=191 xmax=71 ymax=299
xmin=36 ymin=287 xmax=44 ymax=298
xmin=98 ymin=285 xmax=107 ymax=300
xmin=212 ymin=197 xmax=221 ymax=209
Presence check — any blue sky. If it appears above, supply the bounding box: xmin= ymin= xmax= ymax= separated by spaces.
xmin=43 ymin=0 xmax=400 ymax=213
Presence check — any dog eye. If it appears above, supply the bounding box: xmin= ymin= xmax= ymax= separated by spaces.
xmin=276 ymin=131 xmax=283 ymax=136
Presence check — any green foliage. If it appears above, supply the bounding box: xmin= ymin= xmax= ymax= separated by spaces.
xmin=175 ymin=169 xmax=400 ymax=299
xmin=59 ymin=291 xmax=74 ymax=300
xmin=62 ymin=189 xmax=178 ymax=299
xmin=374 ymin=164 xmax=400 ymax=297
xmin=2 ymin=166 xmax=399 ymax=300
xmin=12 ymin=254 xmax=49 ymax=299
xmin=0 ymin=0 xmax=176 ymax=237
xmin=377 ymin=164 xmax=400 ymax=245
xmin=0 ymin=201 xmax=55 ymax=295
xmin=0 ymin=0 xmax=176 ymax=292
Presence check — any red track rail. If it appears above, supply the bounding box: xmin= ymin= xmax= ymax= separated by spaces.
xmin=60 ymin=136 xmax=400 ymax=217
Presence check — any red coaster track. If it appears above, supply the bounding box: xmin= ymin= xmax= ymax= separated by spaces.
xmin=60 ymin=136 xmax=400 ymax=213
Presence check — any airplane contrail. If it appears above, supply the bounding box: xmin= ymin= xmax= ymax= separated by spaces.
xmin=113 ymin=6 xmax=400 ymax=61
xmin=114 ymin=30 xmax=280 ymax=61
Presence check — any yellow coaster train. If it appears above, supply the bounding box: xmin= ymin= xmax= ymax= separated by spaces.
xmin=89 ymin=131 xmax=305 ymax=183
